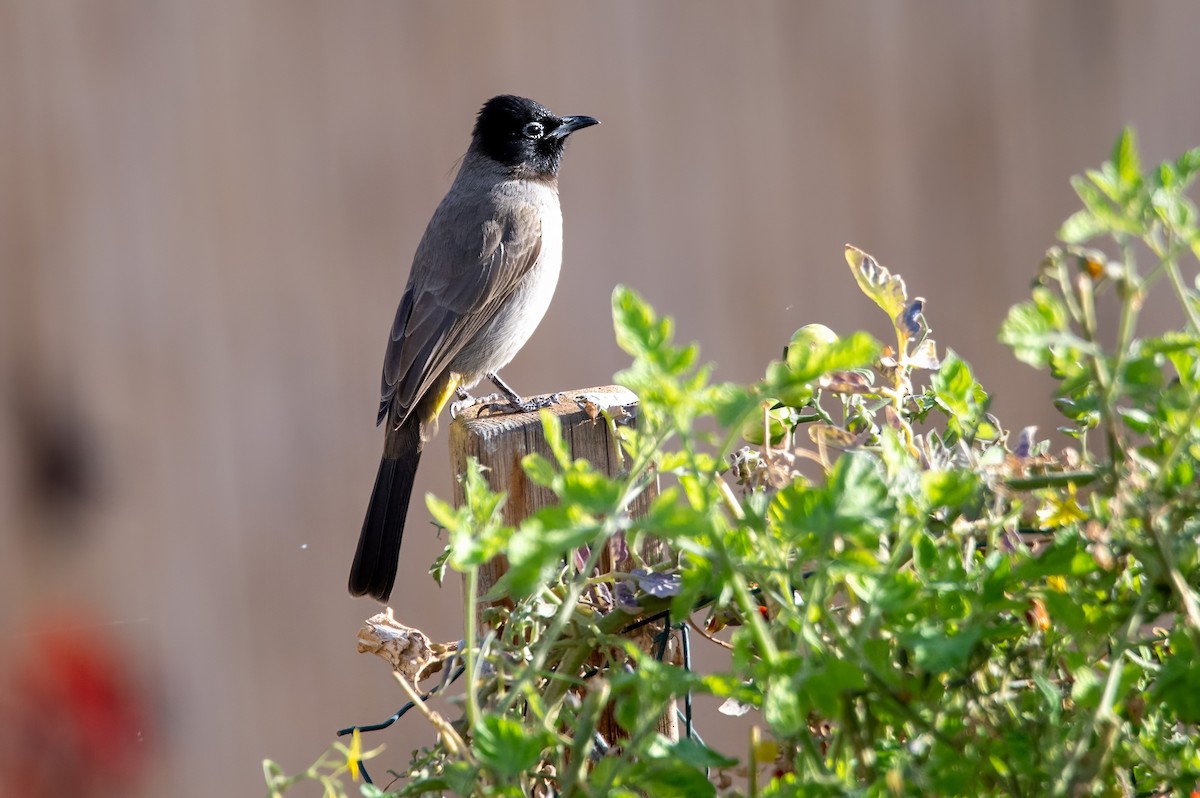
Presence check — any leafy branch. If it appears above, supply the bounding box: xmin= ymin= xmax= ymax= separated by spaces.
xmin=268 ymin=129 xmax=1200 ymax=797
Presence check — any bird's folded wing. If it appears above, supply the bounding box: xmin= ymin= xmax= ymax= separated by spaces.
xmin=378 ymin=203 xmax=544 ymax=424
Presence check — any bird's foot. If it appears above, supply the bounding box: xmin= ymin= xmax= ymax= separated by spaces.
xmin=480 ymin=392 xmax=565 ymax=416
xmin=477 ymin=373 xmax=563 ymax=415
xmin=450 ymin=392 xmax=504 ymax=419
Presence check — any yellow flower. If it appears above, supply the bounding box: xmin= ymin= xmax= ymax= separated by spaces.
xmin=347 ymin=728 xmax=362 ymax=782
xmin=1037 ymin=483 xmax=1088 ymax=528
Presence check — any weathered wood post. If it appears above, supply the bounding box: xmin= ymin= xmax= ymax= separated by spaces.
xmin=448 ymin=385 xmax=679 ymax=742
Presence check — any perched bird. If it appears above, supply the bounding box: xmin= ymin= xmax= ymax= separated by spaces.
xmin=349 ymin=95 xmax=599 ymax=602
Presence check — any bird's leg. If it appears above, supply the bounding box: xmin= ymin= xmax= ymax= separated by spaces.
xmin=483 ymin=372 xmax=563 ymax=414
xmin=450 ymin=384 xmax=504 ymax=419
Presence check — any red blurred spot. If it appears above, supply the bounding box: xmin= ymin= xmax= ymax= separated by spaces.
xmin=0 ymin=616 xmax=152 ymax=797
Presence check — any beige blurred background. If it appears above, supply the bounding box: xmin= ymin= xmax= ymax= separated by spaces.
xmin=2 ymin=2 xmax=1199 ymax=795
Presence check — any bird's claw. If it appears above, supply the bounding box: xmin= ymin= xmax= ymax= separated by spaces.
xmin=479 ymin=392 xmax=565 ymax=416
xmin=450 ymin=392 xmax=503 ymax=418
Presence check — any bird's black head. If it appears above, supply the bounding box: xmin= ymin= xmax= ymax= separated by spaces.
xmin=472 ymin=95 xmax=599 ymax=180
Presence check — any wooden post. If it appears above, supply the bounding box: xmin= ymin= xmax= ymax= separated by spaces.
xmin=449 ymin=385 xmax=678 ymax=742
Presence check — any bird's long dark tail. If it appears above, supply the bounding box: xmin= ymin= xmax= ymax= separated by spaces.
xmin=349 ymin=417 xmax=422 ymax=601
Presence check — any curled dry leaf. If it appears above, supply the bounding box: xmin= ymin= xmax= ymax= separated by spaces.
xmin=845 ymin=245 xmax=908 ymax=321
xmin=808 ymin=423 xmax=861 ymax=449
xmin=818 ymin=370 xmax=874 ymax=394
xmin=1013 ymin=426 xmax=1039 ymax=460
xmin=573 ymin=392 xmax=635 ymax=425
xmin=719 ymin=696 xmax=754 ymax=717
xmin=357 ymin=609 xmax=458 ymax=684
xmin=907 ymin=338 xmax=940 ymax=370
xmin=631 ymin=568 xmax=683 ymax=598
xmin=896 ymin=297 xmax=925 ymax=336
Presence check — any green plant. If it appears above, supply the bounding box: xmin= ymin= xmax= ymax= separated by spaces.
xmin=266 ymin=130 xmax=1200 ymax=797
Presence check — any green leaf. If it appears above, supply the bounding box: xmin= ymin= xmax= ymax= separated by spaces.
xmin=261 ymin=759 xmax=285 ymax=783
xmin=624 ymin=759 xmax=715 ymax=798
xmin=1112 ymin=127 xmax=1141 ymax=190
xmin=712 ymin=382 xmax=759 ymax=427
xmin=770 ymin=452 xmax=892 ymax=543
xmin=763 ymin=672 xmax=807 ymax=736
xmin=900 ymin=623 xmax=983 ymax=674
xmin=1151 ymin=632 xmax=1200 ymax=722
xmin=921 ymin=468 xmax=980 ymax=511
xmin=521 ymin=452 xmax=558 ymax=488
xmin=829 ymin=452 xmax=892 ymax=529
xmin=999 ymin=287 xmax=1073 ymax=369
xmin=1070 ymin=665 xmax=1104 ymax=710
xmin=497 ymin=505 xmax=600 ymax=598
xmin=806 ymin=658 xmax=868 ymax=717
xmin=914 ymin=531 xmax=939 ymax=573
xmin=647 ymin=737 xmax=738 ymax=770
xmin=1059 ymin=208 xmax=1105 ymax=244
xmin=612 ymin=285 xmax=699 ymax=381
xmin=461 ymin=458 xmax=505 ymax=524
xmin=1119 ymin=352 xmax=1166 ymax=397
xmin=931 ymin=350 xmax=978 ymax=421
xmin=612 ymin=285 xmax=664 ymax=358
xmin=427 ymin=494 xmax=464 ymax=534
xmin=980 ymin=551 xmax=1013 ymax=607
xmin=442 ymin=761 xmax=478 ymax=796
xmin=561 ymin=466 xmax=623 ymax=514
xmin=1152 ymin=188 xmax=1198 ymax=232
xmin=1173 ymin=145 xmax=1200 ymax=187
xmin=784 ymin=330 xmax=882 ymax=384
xmin=1012 ymin=535 xmax=1096 ymax=581
xmin=539 ymin=410 xmax=571 ymax=469
xmin=473 ymin=714 xmax=550 ymax=778
xmin=395 ymin=775 xmax=454 ymax=796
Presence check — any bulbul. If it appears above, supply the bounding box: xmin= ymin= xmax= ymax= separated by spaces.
xmin=349 ymin=95 xmax=599 ymax=602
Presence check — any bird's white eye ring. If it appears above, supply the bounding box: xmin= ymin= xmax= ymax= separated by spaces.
xmin=523 ymin=122 xmax=545 ymax=139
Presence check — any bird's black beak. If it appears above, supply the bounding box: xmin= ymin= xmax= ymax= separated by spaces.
xmin=551 ymin=115 xmax=600 ymax=139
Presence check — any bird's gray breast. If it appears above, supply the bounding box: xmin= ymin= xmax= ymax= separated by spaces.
xmin=450 ymin=179 xmax=563 ymax=383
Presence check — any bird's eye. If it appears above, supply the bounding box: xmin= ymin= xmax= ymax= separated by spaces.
xmin=522 ymin=122 xmax=545 ymax=139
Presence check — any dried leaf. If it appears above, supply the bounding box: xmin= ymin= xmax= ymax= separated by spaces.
xmin=845 ymin=244 xmax=908 ymax=320
xmin=895 ymin=297 xmax=925 ymax=336
xmin=1013 ymin=426 xmax=1038 ymax=460
xmin=907 ymin=338 xmax=940 ymax=370
xmin=808 ymin=423 xmax=860 ymax=449
xmin=614 ymin=581 xmax=641 ymax=613
xmin=719 ymin=697 xmax=754 ymax=717
xmin=632 ymin=568 xmax=683 ymax=598
xmin=818 ymin=370 xmax=874 ymax=394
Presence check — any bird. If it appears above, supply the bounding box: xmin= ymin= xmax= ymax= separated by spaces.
xmin=349 ymin=95 xmax=599 ymax=602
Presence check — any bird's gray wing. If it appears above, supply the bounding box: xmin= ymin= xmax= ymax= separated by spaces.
xmin=378 ymin=201 xmax=543 ymax=424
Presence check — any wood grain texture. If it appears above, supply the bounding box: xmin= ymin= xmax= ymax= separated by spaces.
xmin=449 ymin=385 xmax=654 ymax=591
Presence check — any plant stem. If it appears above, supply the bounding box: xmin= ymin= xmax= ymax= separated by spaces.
xmin=1004 ymin=469 xmax=1105 ymax=491
xmin=463 ymin=564 xmax=482 ymax=731
xmin=1166 ymin=258 xmax=1200 ymax=333
xmin=1153 ymin=392 xmax=1200 ymax=494
xmin=393 ymin=670 xmax=473 ymax=761
xmin=1145 ymin=509 xmax=1200 ymax=643
xmin=1076 ymin=260 xmax=1126 ymax=467
xmin=1156 ymin=231 xmax=1200 ymax=334
xmin=731 ymin=569 xmax=780 ymax=665
xmin=1057 ymin=589 xmax=1146 ymax=796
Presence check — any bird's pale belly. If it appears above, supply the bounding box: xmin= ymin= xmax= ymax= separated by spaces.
xmin=450 ymin=252 xmax=562 ymax=386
